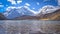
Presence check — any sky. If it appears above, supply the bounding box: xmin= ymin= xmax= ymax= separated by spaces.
xmin=0 ymin=0 xmax=59 ymax=13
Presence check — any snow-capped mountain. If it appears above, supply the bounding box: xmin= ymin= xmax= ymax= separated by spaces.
xmin=3 ymin=5 xmax=60 ymax=19
xmin=38 ymin=5 xmax=60 ymax=14
xmin=3 ymin=6 xmax=36 ymax=19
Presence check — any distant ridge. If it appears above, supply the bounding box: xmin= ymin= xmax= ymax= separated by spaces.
xmin=14 ymin=9 xmax=60 ymax=20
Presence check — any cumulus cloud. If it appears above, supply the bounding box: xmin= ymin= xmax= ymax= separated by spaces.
xmin=37 ymin=2 xmax=40 ymax=5
xmin=23 ymin=6 xmax=38 ymax=15
xmin=7 ymin=0 xmax=22 ymax=5
xmin=25 ymin=3 xmax=30 ymax=6
xmin=17 ymin=0 xmax=22 ymax=4
xmin=7 ymin=0 xmax=16 ymax=4
xmin=32 ymin=8 xmax=35 ymax=9
xmin=6 ymin=6 xmax=23 ymax=11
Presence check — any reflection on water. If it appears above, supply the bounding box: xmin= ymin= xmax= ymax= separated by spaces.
xmin=0 ymin=20 xmax=60 ymax=34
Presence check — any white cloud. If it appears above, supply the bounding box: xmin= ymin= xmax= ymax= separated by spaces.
xmin=24 ymin=6 xmax=38 ymax=15
xmin=0 ymin=5 xmax=4 ymax=7
xmin=17 ymin=6 xmax=23 ymax=9
xmin=6 ymin=6 xmax=23 ymax=11
xmin=17 ymin=0 xmax=22 ymax=4
xmin=32 ymin=8 xmax=35 ymax=9
xmin=7 ymin=0 xmax=14 ymax=2
xmin=11 ymin=1 xmax=16 ymax=4
xmin=7 ymin=0 xmax=22 ymax=5
xmin=6 ymin=6 xmax=16 ymax=11
xmin=7 ymin=0 xmax=16 ymax=5
xmin=25 ymin=3 xmax=30 ymax=6
xmin=24 ymin=6 xmax=28 ymax=8
xmin=7 ymin=6 xmax=16 ymax=9
xmin=37 ymin=2 xmax=40 ymax=5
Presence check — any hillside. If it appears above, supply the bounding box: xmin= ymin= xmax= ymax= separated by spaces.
xmin=14 ymin=9 xmax=60 ymax=20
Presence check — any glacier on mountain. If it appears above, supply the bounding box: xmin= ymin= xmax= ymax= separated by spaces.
xmin=3 ymin=5 xmax=60 ymax=19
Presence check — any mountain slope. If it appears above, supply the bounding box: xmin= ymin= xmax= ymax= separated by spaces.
xmin=14 ymin=9 xmax=60 ymax=20
xmin=3 ymin=7 xmax=35 ymax=19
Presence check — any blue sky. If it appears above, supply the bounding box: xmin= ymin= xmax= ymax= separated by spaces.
xmin=0 ymin=0 xmax=58 ymax=13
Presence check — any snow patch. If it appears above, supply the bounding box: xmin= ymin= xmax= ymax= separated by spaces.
xmin=58 ymin=0 xmax=60 ymax=6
